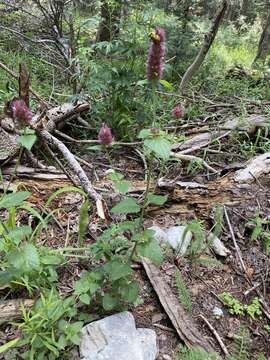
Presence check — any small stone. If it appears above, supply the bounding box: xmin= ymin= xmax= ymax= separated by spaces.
xmin=165 ymin=226 xmax=192 ymax=255
xmin=208 ymin=233 xmax=230 ymax=257
xmin=213 ymin=306 xmax=224 ymax=319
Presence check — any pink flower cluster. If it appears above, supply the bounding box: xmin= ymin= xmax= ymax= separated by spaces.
xmin=147 ymin=27 xmax=166 ymax=81
xmin=11 ymin=98 xmax=32 ymax=123
xmin=98 ymin=123 xmax=113 ymax=145
xmin=171 ymin=104 xmax=184 ymax=119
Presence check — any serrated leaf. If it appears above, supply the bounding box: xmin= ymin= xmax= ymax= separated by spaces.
xmin=146 ymin=194 xmax=168 ymax=206
xmin=114 ymin=181 xmax=130 ymax=194
xmin=137 ymin=240 xmax=163 ymax=265
xmin=0 ymin=191 xmax=31 ymax=209
xmin=104 ymin=260 xmax=132 ymax=281
xmin=121 ymin=281 xmax=139 ymax=302
xmin=111 ymin=197 xmax=141 ymax=214
xmin=8 ymin=226 xmax=32 ymax=245
xmin=7 ymin=244 xmax=40 ymax=272
xmin=102 ymin=293 xmax=117 ymax=310
xmin=144 ymin=138 xmax=171 ymax=160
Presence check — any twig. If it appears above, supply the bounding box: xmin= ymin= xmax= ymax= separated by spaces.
xmin=224 ymin=206 xmax=246 ymax=273
xmin=39 ymin=129 xmax=107 ymax=219
xmin=199 ymin=314 xmax=229 ymax=356
xmin=172 ymin=152 xmax=218 ymax=173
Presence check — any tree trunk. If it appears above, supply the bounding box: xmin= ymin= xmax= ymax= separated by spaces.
xmin=96 ymin=1 xmax=122 ymax=42
xmin=253 ymin=12 xmax=270 ymax=64
xmin=179 ymin=0 xmax=228 ymax=93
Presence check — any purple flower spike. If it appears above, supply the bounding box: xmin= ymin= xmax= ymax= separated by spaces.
xmin=147 ymin=27 xmax=166 ymax=81
xmin=12 ymin=99 xmax=33 ymax=123
xmin=171 ymin=104 xmax=184 ymax=119
xmin=98 ymin=123 xmax=113 ymax=145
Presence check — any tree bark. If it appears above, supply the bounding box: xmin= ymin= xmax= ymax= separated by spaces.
xmin=253 ymin=12 xmax=270 ymax=64
xmin=96 ymin=0 xmax=122 ymax=42
xmin=179 ymin=0 xmax=228 ymax=93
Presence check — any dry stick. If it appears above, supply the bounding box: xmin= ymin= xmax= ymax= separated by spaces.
xmin=199 ymin=314 xmax=229 ymax=356
xmin=0 ymin=60 xmax=50 ymax=107
xmin=224 ymin=206 xmax=247 ymax=273
xmin=180 ymin=0 xmax=228 ymax=92
xmin=172 ymin=152 xmax=218 ymax=173
xmin=39 ymin=129 xmax=106 ymax=219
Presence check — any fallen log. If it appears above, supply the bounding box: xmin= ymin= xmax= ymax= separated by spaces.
xmin=142 ymin=258 xmax=216 ymax=353
xmin=0 ymin=298 xmax=34 ymax=324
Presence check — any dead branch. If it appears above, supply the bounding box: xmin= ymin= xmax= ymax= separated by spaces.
xmin=0 ymin=299 xmax=34 ymax=324
xmin=38 ymin=129 xmax=106 ymax=219
xmin=142 ymin=258 xmax=216 ymax=353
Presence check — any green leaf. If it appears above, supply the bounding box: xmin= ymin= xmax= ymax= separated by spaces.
xmin=136 ymin=79 xmax=149 ymax=86
xmin=138 ymin=129 xmax=151 ymax=139
xmin=121 ymin=281 xmax=139 ymax=302
xmin=110 ymin=171 xmax=124 ymax=181
xmin=8 ymin=243 xmax=40 ymax=272
xmin=146 ymin=194 xmax=168 ymax=206
xmin=102 ymin=293 xmax=117 ymax=310
xmin=41 ymin=254 xmax=63 ymax=265
xmin=87 ymin=145 xmax=103 ymax=151
xmin=137 ymin=240 xmax=163 ymax=265
xmin=8 ymin=226 xmax=32 ymax=245
xmin=159 ymin=79 xmax=174 ymax=89
xmin=79 ymin=200 xmax=90 ymax=245
xmin=111 ymin=197 xmax=141 ymax=214
xmin=103 ymin=260 xmax=132 ymax=281
xmin=79 ymin=293 xmax=91 ymax=305
xmin=0 ymin=338 xmax=20 ymax=353
xmin=144 ymin=138 xmax=171 ymax=160
xmin=17 ymin=132 xmax=37 ymax=150
xmin=114 ymin=181 xmax=130 ymax=194
xmin=0 ymin=191 xmax=31 ymax=209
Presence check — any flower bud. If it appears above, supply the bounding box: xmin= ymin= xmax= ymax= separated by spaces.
xmin=171 ymin=105 xmax=184 ymax=119
xmin=11 ymin=98 xmax=32 ymax=123
xmin=98 ymin=123 xmax=113 ymax=145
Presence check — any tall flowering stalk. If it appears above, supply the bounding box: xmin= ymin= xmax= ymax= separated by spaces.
xmin=146 ymin=27 xmax=166 ymax=126
xmin=147 ymin=27 xmax=166 ymax=82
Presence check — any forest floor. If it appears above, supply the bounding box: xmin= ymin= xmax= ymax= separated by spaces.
xmin=1 ymin=95 xmax=270 ymax=360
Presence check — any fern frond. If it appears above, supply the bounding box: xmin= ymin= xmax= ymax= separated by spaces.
xmin=175 ymin=268 xmax=192 ymax=313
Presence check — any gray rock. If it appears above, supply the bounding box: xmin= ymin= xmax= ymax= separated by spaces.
xmin=165 ymin=226 xmax=192 ymax=255
xmin=80 ymin=312 xmax=158 ymax=360
xmin=137 ymin=328 xmax=158 ymax=360
xmin=208 ymin=233 xmax=230 ymax=257
xmin=150 ymin=225 xmax=192 ymax=256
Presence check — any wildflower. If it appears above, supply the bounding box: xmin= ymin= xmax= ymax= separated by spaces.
xmin=171 ymin=104 xmax=184 ymax=119
xmin=11 ymin=98 xmax=33 ymax=123
xmin=150 ymin=127 xmax=160 ymax=135
xmin=147 ymin=27 xmax=166 ymax=81
xmin=98 ymin=123 xmax=113 ymax=145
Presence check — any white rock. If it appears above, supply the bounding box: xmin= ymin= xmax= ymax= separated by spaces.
xmin=165 ymin=226 xmax=192 ymax=255
xmin=137 ymin=328 xmax=158 ymax=360
xmin=213 ymin=306 xmax=224 ymax=319
xmin=208 ymin=233 xmax=230 ymax=257
xmin=80 ymin=312 xmax=158 ymax=360
xmin=150 ymin=225 xmax=192 ymax=256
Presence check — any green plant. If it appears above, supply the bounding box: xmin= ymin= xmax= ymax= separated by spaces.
xmin=175 ymin=268 xmax=192 ymax=313
xmin=219 ymin=292 xmax=262 ymax=319
xmin=219 ymin=292 xmax=245 ymax=316
xmin=14 ymin=289 xmax=82 ymax=360
xmin=247 ymin=213 xmax=270 ymax=255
